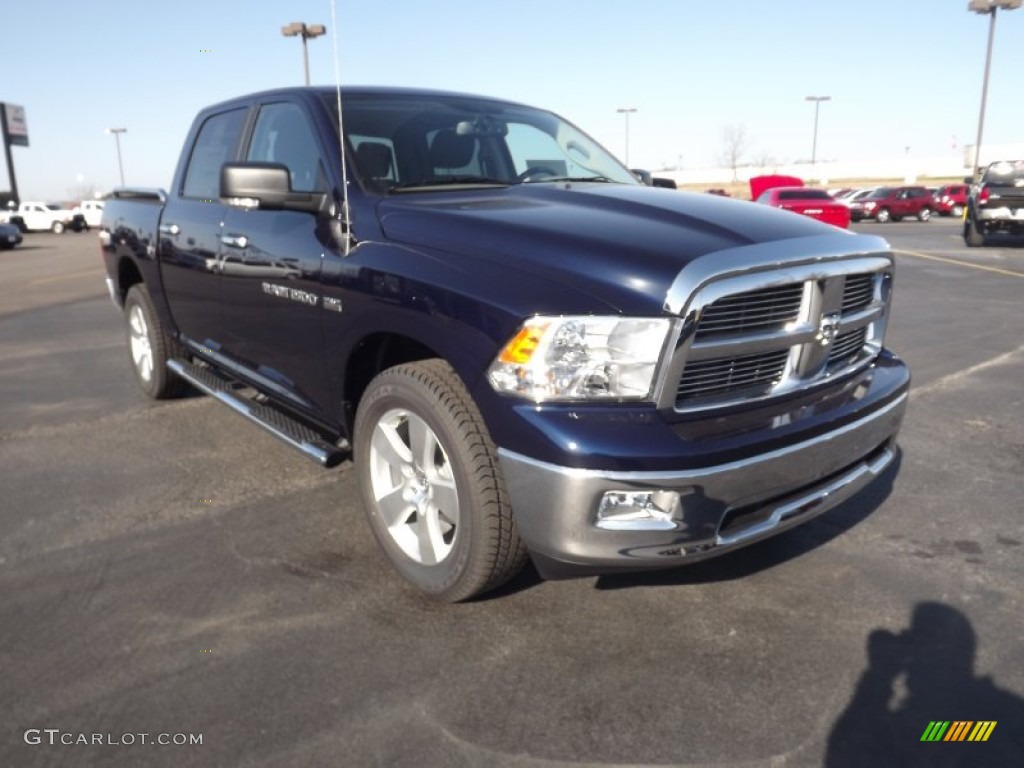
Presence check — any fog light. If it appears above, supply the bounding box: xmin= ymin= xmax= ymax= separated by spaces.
xmin=596 ymin=490 xmax=682 ymax=531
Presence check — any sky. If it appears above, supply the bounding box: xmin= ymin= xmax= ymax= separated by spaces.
xmin=2 ymin=0 xmax=1022 ymax=200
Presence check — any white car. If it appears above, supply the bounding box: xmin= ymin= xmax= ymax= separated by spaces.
xmin=838 ymin=188 xmax=877 ymax=207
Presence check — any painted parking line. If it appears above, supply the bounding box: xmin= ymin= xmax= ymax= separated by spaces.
xmin=29 ymin=268 xmax=105 ymax=286
xmin=895 ymin=249 xmax=1024 ymax=279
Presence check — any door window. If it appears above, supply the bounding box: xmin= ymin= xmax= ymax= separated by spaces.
xmin=181 ymin=108 xmax=247 ymax=200
xmin=247 ymin=102 xmax=327 ymax=193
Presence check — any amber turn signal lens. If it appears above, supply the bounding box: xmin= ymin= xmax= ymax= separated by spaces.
xmin=497 ymin=322 xmax=549 ymax=364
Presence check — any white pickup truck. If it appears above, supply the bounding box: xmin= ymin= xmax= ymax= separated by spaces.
xmin=73 ymin=200 xmax=105 ymax=229
xmin=0 ymin=201 xmax=86 ymax=233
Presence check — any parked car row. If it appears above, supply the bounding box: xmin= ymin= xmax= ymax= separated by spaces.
xmin=833 ymin=184 xmax=969 ymax=222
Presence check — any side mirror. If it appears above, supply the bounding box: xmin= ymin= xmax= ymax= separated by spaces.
xmin=220 ymin=162 xmax=327 ymax=214
xmin=631 ymin=169 xmax=653 ymax=186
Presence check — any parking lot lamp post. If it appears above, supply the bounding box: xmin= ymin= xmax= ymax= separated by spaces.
xmin=281 ymin=22 xmax=326 ymax=86
xmin=968 ymin=0 xmax=1021 ymax=176
xmin=616 ymin=108 xmax=637 ymax=167
xmin=805 ymin=96 xmax=831 ymax=168
xmin=105 ymin=128 xmax=126 ymax=187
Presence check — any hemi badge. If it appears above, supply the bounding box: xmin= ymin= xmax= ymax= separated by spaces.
xmin=323 ymin=296 xmax=343 ymax=313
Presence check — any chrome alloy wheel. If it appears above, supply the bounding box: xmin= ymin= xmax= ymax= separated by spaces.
xmin=368 ymin=408 xmax=460 ymax=565
xmin=128 ymin=304 xmax=154 ymax=382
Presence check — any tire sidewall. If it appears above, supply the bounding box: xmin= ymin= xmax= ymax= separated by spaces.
xmin=354 ymin=369 xmax=479 ymax=597
xmin=124 ymin=286 xmax=164 ymax=398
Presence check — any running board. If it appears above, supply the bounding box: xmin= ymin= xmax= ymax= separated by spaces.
xmin=167 ymin=359 xmax=348 ymax=467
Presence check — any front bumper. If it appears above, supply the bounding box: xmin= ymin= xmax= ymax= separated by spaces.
xmin=500 ymin=390 xmax=906 ymax=577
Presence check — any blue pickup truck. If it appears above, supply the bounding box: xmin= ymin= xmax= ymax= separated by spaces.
xmin=100 ymin=87 xmax=909 ymax=600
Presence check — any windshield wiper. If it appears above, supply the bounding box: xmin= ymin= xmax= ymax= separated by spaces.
xmin=388 ymin=176 xmax=512 ymax=192
xmin=542 ymin=175 xmax=618 ymax=183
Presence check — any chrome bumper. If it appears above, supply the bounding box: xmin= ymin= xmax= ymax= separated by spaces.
xmin=499 ymin=392 xmax=906 ymax=573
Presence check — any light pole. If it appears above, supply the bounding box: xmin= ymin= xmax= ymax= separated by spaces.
xmin=805 ymin=96 xmax=831 ymax=167
xmin=281 ymin=21 xmax=326 ymax=86
xmin=616 ymin=108 xmax=637 ymax=167
xmin=967 ymin=0 xmax=1020 ymax=176
xmin=105 ymin=128 xmax=126 ymax=187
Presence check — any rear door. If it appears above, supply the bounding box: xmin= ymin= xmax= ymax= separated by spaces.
xmin=217 ymin=99 xmax=333 ymax=413
xmin=159 ymin=107 xmax=248 ymax=347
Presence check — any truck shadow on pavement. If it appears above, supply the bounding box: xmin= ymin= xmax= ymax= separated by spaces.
xmin=825 ymin=601 xmax=1024 ymax=766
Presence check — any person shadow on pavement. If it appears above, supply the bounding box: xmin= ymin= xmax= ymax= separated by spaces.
xmin=826 ymin=602 xmax=1024 ymax=767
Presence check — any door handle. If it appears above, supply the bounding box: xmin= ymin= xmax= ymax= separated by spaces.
xmin=158 ymin=223 xmax=180 ymax=236
xmin=220 ymin=234 xmax=249 ymax=249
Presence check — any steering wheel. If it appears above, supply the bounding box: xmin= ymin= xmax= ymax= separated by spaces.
xmin=516 ymin=166 xmax=560 ymax=183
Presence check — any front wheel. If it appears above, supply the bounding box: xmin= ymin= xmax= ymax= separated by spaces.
xmin=355 ymin=360 xmax=527 ymax=601
xmin=951 ymin=204 xmax=964 ymax=218
xmin=123 ymin=285 xmax=188 ymax=398
xmin=875 ymin=208 xmax=891 ymax=223
xmin=51 ymin=221 xmax=65 ymax=234
xmin=918 ymin=207 xmax=931 ymax=222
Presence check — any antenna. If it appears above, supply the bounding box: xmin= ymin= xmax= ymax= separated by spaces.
xmin=329 ymin=0 xmax=351 ymax=255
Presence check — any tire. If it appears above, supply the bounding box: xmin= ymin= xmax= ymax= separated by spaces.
xmin=964 ymin=216 xmax=985 ymax=247
xmin=951 ymin=204 xmax=964 ymax=218
xmin=51 ymin=221 xmax=65 ymax=234
xmin=123 ymin=284 xmax=188 ymax=399
xmin=875 ymin=208 xmax=891 ymax=223
xmin=354 ymin=359 xmax=528 ymax=601
xmin=918 ymin=207 xmax=931 ymax=222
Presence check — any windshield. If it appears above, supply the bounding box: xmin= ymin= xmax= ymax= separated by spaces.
xmin=778 ymin=189 xmax=832 ymax=201
xmin=328 ymin=92 xmax=639 ymax=193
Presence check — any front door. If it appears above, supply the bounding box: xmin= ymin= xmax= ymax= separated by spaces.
xmin=217 ymin=100 xmax=333 ymax=414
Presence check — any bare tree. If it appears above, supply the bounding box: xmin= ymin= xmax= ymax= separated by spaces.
xmin=719 ymin=124 xmax=750 ymax=181
xmin=66 ymin=183 xmax=99 ymax=203
xmin=751 ymin=150 xmax=777 ymax=173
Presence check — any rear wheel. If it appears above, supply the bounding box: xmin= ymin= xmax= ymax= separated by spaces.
xmin=355 ymin=360 xmax=527 ymax=601
xmin=964 ymin=216 xmax=985 ymax=247
xmin=123 ymin=284 xmax=188 ymax=398
xmin=918 ymin=207 xmax=931 ymax=222
xmin=51 ymin=221 xmax=65 ymax=234
xmin=875 ymin=208 xmax=891 ymax=223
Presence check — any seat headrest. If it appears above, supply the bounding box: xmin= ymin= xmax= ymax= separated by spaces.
xmin=356 ymin=142 xmax=393 ymax=179
xmin=430 ymin=130 xmax=475 ymax=170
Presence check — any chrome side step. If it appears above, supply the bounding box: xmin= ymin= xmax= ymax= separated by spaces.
xmin=167 ymin=359 xmax=348 ymax=467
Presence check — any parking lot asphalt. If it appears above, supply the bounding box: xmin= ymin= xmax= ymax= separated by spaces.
xmin=1 ymin=218 xmax=1022 ymax=767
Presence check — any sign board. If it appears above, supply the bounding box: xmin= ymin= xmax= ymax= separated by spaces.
xmin=3 ymin=104 xmax=29 ymax=147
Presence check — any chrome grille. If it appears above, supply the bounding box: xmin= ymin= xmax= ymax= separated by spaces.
xmin=671 ymin=261 xmax=891 ymax=411
xmin=676 ymin=350 xmax=789 ymax=400
xmin=828 ymin=327 xmax=868 ymax=369
xmin=695 ymin=284 xmax=804 ymax=339
xmin=842 ymin=274 xmax=875 ymax=313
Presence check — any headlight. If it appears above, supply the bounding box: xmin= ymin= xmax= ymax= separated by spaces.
xmin=864 ymin=201 xmax=877 ymax=210
xmin=487 ymin=316 xmax=671 ymax=401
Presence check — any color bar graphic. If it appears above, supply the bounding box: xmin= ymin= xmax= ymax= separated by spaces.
xmin=921 ymin=720 xmax=996 ymax=742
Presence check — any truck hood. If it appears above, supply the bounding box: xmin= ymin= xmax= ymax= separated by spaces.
xmin=375 ymin=183 xmax=836 ymax=315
